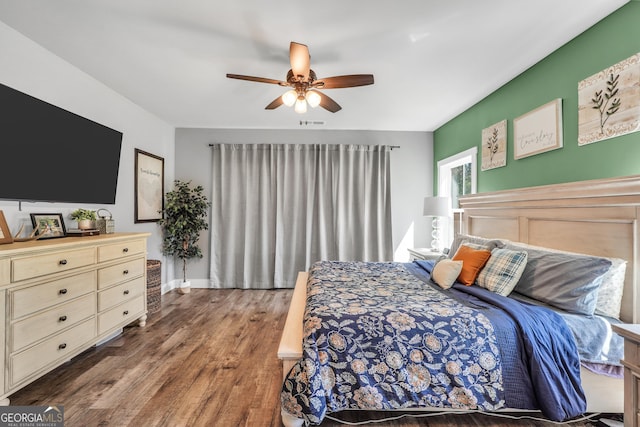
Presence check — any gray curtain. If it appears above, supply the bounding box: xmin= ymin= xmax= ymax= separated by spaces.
xmin=209 ymin=143 xmax=393 ymax=289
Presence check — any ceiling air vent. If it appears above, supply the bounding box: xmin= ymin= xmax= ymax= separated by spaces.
xmin=299 ymin=120 xmax=325 ymax=126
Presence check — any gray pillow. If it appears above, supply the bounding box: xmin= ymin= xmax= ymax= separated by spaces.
xmin=448 ymin=233 xmax=505 ymax=258
xmin=507 ymin=242 xmax=612 ymax=315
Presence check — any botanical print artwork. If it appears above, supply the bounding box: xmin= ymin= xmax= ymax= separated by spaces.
xmin=578 ymin=52 xmax=640 ymax=145
xmin=481 ymin=120 xmax=507 ymax=171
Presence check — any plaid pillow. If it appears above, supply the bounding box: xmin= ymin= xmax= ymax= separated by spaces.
xmin=476 ymin=248 xmax=528 ymax=296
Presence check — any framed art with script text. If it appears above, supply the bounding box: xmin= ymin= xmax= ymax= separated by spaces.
xmin=135 ymin=149 xmax=164 ymax=223
xmin=514 ymin=98 xmax=563 ymax=160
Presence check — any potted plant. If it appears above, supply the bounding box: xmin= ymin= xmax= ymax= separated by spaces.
xmin=70 ymin=208 xmax=97 ymax=230
xmin=158 ymin=180 xmax=210 ymax=294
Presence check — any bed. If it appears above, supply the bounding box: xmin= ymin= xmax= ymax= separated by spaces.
xmin=278 ymin=175 xmax=639 ymax=426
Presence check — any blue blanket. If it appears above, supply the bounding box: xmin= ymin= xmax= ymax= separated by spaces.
xmin=410 ymin=260 xmax=586 ymax=419
xmin=281 ymin=260 xmax=586 ymax=424
xmin=509 ymin=291 xmax=623 ymax=371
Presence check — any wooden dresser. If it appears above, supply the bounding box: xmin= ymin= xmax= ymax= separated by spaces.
xmin=0 ymin=232 xmax=150 ymax=404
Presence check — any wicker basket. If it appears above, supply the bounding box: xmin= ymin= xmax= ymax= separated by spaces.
xmin=146 ymin=260 xmax=162 ymax=314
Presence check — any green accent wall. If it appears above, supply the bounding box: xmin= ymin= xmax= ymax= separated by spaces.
xmin=433 ymin=2 xmax=640 ymax=193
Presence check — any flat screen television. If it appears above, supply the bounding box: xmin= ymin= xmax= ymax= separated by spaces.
xmin=0 ymin=82 xmax=122 ymax=204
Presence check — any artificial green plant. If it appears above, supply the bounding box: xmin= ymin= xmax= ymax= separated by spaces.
xmin=158 ymin=180 xmax=210 ymax=284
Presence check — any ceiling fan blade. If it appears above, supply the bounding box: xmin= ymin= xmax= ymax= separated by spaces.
xmin=265 ymin=96 xmax=284 ymax=110
xmin=316 ymin=91 xmax=342 ymax=113
xmin=315 ymin=74 xmax=374 ymax=89
xmin=289 ymin=42 xmax=310 ymax=81
xmin=226 ymin=73 xmax=287 ymax=86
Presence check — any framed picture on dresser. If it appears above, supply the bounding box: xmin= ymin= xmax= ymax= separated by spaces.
xmin=0 ymin=210 xmax=13 ymax=244
xmin=30 ymin=213 xmax=66 ymax=239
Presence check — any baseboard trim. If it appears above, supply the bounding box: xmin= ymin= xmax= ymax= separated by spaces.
xmin=162 ymin=278 xmax=211 ymax=294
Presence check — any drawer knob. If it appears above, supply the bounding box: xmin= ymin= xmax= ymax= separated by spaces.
xmin=123 ymin=269 xmax=129 ymax=275
xmin=59 ymin=315 xmax=67 ymax=322
xmin=58 ymin=343 xmax=67 ymax=350
xmin=123 ymin=310 xmax=129 ymax=316
xmin=123 ymin=290 xmax=130 ymax=295
xmin=59 ymin=289 xmax=68 ymax=295
xmin=59 ymin=259 xmax=68 ymax=265
xmin=123 ymin=248 xmax=129 ymax=253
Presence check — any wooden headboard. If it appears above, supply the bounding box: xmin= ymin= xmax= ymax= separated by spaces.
xmin=459 ymin=174 xmax=640 ymax=323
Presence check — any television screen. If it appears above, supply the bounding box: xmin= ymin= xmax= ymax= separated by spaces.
xmin=0 ymin=83 xmax=122 ymax=204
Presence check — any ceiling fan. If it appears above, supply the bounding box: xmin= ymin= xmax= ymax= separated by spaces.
xmin=226 ymin=42 xmax=374 ymax=114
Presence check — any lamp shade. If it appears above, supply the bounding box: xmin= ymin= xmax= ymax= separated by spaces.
xmin=305 ymin=90 xmax=321 ymax=108
xmin=282 ymin=90 xmax=297 ymax=107
xmin=294 ymin=96 xmax=307 ymax=114
xmin=423 ymin=196 xmax=451 ymax=217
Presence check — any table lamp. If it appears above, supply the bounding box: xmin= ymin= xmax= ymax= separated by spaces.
xmin=423 ymin=196 xmax=451 ymax=252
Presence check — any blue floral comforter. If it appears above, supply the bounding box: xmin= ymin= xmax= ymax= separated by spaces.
xmin=281 ymin=260 xmax=585 ymax=424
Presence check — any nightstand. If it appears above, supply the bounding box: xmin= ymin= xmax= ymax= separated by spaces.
xmin=611 ymin=323 xmax=640 ymax=427
xmin=408 ymin=248 xmax=445 ymax=261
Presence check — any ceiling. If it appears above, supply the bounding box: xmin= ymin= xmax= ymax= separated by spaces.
xmin=0 ymin=0 xmax=629 ymax=132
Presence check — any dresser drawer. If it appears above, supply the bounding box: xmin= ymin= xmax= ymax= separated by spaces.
xmin=11 ymin=293 xmax=96 ymax=352
xmin=12 ymin=247 xmax=96 ymax=282
xmin=10 ymin=271 xmax=95 ymax=319
xmin=98 ymin=276 xmax=144 ymax=312
xmin=9 ymin=317 xmax=96 ymax=387
xmin=97 ymin=239 xmax=146 ymax=263
xmin=98 ymin=294 xmax=145 ymax=335
xmin=0 ymin=258 xmax=9 ymax=285
xmin=97 ymin=258 xmax=145 ymax=290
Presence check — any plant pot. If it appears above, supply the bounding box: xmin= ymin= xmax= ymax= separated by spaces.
xmin=77 ymin=219 xmax=96 ymax=230
xmin=177 ymin=280 xmax=191 ymax=295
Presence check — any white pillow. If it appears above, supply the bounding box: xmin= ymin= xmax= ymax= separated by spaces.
xmin=595 ymin=257 xmax=627 ymax=319
xmin=431 ymin=259 xmax=463 ymax=289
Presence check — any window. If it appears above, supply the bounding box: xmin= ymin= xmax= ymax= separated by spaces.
xmin=437 ymin=147 xmax=477 ymax=247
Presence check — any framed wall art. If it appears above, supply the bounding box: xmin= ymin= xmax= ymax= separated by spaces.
xmin=30 ymin=213 xmax=66 ymax=239
xmin=0 ymin=210 xmax=13 ymax=244
xmin=514 ymin=98 xmax=563 ymax=160
xmin=135 ymin=148 xmax=164 ymax=223
xmin=481 ymin=119 xmax=507 ymax=171
xmin=578 ymin=52 xmax=640 ymax=145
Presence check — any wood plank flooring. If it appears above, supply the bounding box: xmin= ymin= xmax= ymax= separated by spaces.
xmin=8 ymin=289 xmax=618 ymax=427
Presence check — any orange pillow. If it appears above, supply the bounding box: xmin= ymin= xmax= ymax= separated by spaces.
xmin=452 ymin=245 xmax=492 ymax=286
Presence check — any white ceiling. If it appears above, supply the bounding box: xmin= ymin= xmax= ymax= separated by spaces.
xmin=0 ymin=0 xmax=629 ymax=131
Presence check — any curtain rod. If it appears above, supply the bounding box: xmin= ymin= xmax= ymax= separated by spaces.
xmin=208 ymin=143 xmax=400 ymax=149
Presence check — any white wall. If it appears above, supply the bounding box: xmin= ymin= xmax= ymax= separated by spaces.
xmin=0 ymin=22 xmax=175 ymax=284
xmin=0 ymin=19 xmax=435 ymax=289
xmin=174 ymin=128 xmax=434 ymax=284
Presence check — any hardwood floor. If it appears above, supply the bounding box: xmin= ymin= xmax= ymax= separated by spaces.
xmin=9 ymin=289 xmax=616 ymax=427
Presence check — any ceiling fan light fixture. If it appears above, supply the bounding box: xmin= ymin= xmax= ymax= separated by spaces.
xmin=282 ymin=90 xmax=297 ymax=107
xmin=294 ymin=96 xmax=307 ymax=114
xmin=227 ymin=41 xmax=374 ymax=114
xmin=305 ymin=90 xmax=321 ymax=108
